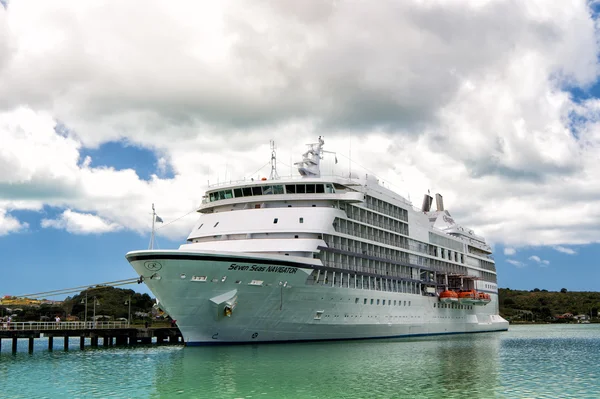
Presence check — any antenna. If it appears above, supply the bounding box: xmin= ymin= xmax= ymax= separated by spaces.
xmin=149 ymin=203 xmax=155 ymax=250
xmin=269 ymin=139 xmax=279 ymax=180
xmin=349 ymin=138 xmax=352 ymax=178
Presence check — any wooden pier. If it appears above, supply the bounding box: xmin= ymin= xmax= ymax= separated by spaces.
xmin=0 ymin=321 xmax=183 ymax=353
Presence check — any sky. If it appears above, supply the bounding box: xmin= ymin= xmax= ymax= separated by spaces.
xmin=2 ymin=0 xmax=600 ymax=298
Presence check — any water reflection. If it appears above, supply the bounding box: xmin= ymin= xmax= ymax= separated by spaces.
xmin=4 ymin=326 xmax=600 ymax=398
xmin=153 ymin=334 xmax=502 ymax=398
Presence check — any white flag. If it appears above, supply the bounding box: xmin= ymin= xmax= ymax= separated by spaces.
xmin=155 ymin=215 xmax=163 ymax=223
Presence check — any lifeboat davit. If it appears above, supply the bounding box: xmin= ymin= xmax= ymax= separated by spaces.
xmin=439 ymin=290 xmax=459 ymax=303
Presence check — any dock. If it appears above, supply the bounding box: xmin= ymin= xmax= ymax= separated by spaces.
xmin=0 ymin=321 xmax=183 ymax=353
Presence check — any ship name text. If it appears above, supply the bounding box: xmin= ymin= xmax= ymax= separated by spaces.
xmin=228 ymin=263 xmax=298 ymax=274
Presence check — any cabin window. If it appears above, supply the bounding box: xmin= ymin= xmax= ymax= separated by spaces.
xmin=370 ymin=299 xmax=374 ymax=305
xmin=234 ymin=188 xmax=243 ymax=197
xmin=377 ymin=299 xmax=380 ymax=305
xmin=306 ymin=184 xmax=316 ymax=194
xmin=285 ymin=185 xmax=296 ymax=194
xmin=364 ymin=298 xmax=367 ymax=304
xmin=242 ymin=187 xmax=252 ymax=197
xmin=296 ymin=184 xmax=306 ymax=194
xmin=273 ymin=218 xmax=278 ymax=224
xmin=325 ymin=184 xmax=334 ymax=193
xmin=273 ymin=185 xmax=284 ymax=194
xmin=263 ymin=186 xmax=273 ymax=195
xmin=299 ymin=217 xmax=304 ymax=223
xmin=316 ymin=184 xmax=325 ymax=193
xmin=214 ymin=222 xmax=219 ymax=227
xmin=252 ymin=186 xmax=262 ymax=195
xmin=295 ymin=235 xmax=299 ymax=238
xmin=355 ymin=298 xmax=359 ymax=304
xmin=382 ymin=300 xmax=386 ymax=305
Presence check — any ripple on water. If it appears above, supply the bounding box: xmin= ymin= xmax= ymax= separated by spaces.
xmin=1 ymin=325 xmax=599 ymax=398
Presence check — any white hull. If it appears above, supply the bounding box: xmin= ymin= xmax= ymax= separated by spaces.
xmin=127 ymin=250 xmax=508 ymax=345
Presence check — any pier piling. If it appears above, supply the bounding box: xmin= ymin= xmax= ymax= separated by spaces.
xmin=1 ymin=322 xmax=182 ymax=353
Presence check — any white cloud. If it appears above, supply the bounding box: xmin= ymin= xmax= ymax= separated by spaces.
xmin=507 ymin=259 xmax=526 ymax=268
xmin=553 ymin=246 xmax=577 ymax=255
xmin=41 ymin=209 xmax=123 ymax=235
xmin=0 ymin=208 xmax=28 ymax=236
xmin=528 ymin=255 xmax=550 ymax=266
xmin=0 ymin=0 xmax=599 ymax=252
xmin=504 ymin=248 xmax=517 ymax=256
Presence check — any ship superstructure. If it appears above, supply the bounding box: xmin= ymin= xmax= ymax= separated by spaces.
xmin=126 ymin=138 xmax=508 ymax=344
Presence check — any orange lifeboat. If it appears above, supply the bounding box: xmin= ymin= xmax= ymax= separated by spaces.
xmin=439 ymin=290 xmax=458 ymax=304
xmin=473 ymin=292 xmax=491 ymax=306
xmin=458 ymin=290 xmax=477 ymax=305
xmin=459 ymin=290 xmax=491 ymax=306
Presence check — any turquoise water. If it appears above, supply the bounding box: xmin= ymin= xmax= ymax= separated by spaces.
xmin=1 ymin=324 xmax=598 ymax=398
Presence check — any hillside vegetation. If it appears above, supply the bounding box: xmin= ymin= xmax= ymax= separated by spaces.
xmin=1 ymin=286 xmax=155 ymax=322
xmin=499 ymin=288 xmax=599 ymax=322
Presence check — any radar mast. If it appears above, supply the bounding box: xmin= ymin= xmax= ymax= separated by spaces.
xmin=295 ymin=136 xmax=325 ymax=178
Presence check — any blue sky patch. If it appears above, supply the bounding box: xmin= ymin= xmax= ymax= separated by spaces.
xmin=79 ymin=141 xmax=174 ymax=181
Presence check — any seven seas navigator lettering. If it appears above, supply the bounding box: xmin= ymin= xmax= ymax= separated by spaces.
xmin=228 ymin=263 xmax=297 ymax=274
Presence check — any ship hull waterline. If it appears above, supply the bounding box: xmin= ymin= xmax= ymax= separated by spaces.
xmin=127 ymin=250 xmax=509 ymax=345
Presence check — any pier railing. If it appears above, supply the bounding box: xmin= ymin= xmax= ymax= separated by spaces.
xmin=2 ymin=321 xmax=130 ymax=331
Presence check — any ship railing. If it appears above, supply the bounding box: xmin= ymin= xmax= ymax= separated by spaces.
xmin=206 ymin=172 xmax=354 ymax=189
xmin=2 ymin=321 xmax=131 ymax=331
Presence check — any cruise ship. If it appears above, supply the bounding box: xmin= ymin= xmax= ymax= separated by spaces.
xmin=125 ymin=138 xmax=508 ymax=345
